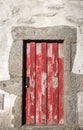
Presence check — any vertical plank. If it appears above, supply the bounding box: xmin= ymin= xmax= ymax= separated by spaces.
xmin=47 ymin=43 xmax=53 ymax=124
xmin=36 ymin=43 xmax=42 ymax=124
xmin=26 ymin=43 xmax=30 ymax=124
xmin=47 ymin=43 xmax=59 ymax=124
xmin=58 ymin=43 xmax=64 ymax=124
xmin=36 ymin=43 xmax=47 ymax=124
xmin=41 ymin=43 xmax=47 ymax=124
xmin=52 ymin=43 xmax=59 ymax=123
xmin=30 ymin=42 xmax=36 ymax=124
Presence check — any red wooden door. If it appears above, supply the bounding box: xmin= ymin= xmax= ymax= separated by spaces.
xmin=26 ymin=42 xmax=64 ymax=125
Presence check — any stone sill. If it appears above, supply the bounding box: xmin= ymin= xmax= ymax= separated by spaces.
xmin=21 ymin=124 xmax=79 ymax=130
xmin=0 ymin=125 xmax=82 ymax=130
xmin=22 ymin=125 xmax=65 ymax=130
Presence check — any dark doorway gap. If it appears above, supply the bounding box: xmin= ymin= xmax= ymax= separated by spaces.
xmin=24 ymin=39 xmax=64 ymax=43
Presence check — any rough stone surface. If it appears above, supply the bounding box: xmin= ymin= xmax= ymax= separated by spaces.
xmin=0 ymin=94 xmax=4 ymax=110
xmin=0 ymin=0 xmax=83 ymax=129
xmin=0 ymin=89 xmax=17 ymax=127
xmin=9 ymin=26 xmax=76 ymax=77
xmin=9 ymin=39 xmax=23 ymax=77
xmin=0 ymin=0 xmax=83 ymax=80
xmin=0 ymin=78 xmax=22 ymax=96
xmin=0 ymin=126 xmax=82 ymax=130
xmin=77 ymin=92 xmax=83 ymax=126
xmin=12 ymin=96 xmax=22 ymax=127
xmin=64 ymin=94 xmax=77 ymax=126
xmin=8 ymin=26 xmax=78 ymax=129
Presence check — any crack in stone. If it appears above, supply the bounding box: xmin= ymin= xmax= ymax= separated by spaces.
xmin=17 ymin=18 xmax=35 ymax=24
xmin=33 ymin=12 xmax=57 ymax=17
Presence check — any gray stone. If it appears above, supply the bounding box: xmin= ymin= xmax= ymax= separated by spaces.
xmin=9 ymin=39 xmax=23 ymax=77
xmin=21 ymin=125 xmax=66 ymax=130
xmin=70 ymin=44 xmax=76 ymax=70
xmin=11 ymin=26 xmax=77 ymax=43
xmin=0 ymin=78 xmax=22 ymax=96
xmin=64 ymin=94 xmax=77 ymax=126
xmin=64 ymin=44 xmax=71 ymax=71
xmin=0 ymin=94 xmax=4 ymax=110
xmin=64 ymin=72 xmax=83 ymax=95
xmin=12 ymin=96 xmax=22 ymax=127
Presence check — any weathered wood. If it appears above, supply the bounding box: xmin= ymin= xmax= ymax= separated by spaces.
xmin=58 ymin=43 xmax=64 ymax=124
xmin=30 ymin=42 xmax=36 ymax=124
xmin=36 ymin=43 xmax=42 ymax=124
xmin=52 ymin=43 xmax=59 ymax=123
xmin=26 ymin=42 xmax=64 ymax=125
xmin=41 ymin=43 xmax=47 ymax=124
xmin=47 ymin=43 xmax=53 ymax=124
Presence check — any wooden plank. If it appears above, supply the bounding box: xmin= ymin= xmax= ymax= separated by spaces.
xmin=36 ymin=43 xmax=47 ymax=124
xmin=41 ymin=43 xmax=47 ymax=124
xmin=36 ymin=43 xmax=42 ymax=124
xmin=26 ymin=42 xmax=64 ymax=125
xmin=30 ymin=42 xmax=36 ymax=124
xmin=58 ymin=43 xmax=64 ymax=124
xmin=47 ymin=43 xmax=53 ymax=124
xmin=52 ymin=43 xmax=59 ymax=123
xmin=26 ymin=43 xmax=30 ymax=124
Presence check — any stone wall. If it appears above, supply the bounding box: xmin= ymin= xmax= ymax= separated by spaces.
xmin=0 ymin=0 xmax=83 ymax=129
xmin=0 ymin=0 xmax=83 ymax=80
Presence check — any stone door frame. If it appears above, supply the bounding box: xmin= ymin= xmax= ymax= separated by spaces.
xmin=9 ymin=26 xmax=77 ymax=128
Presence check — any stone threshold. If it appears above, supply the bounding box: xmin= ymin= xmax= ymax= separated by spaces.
xmin=0 ymin=125 xmax=82 ymax=130
xmin=21 ymin=124 xmax=79 ymax=130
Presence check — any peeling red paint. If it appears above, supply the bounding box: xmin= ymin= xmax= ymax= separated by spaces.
xmin=52 ymin=43 xmax=59 ymax=124
xmin=47 ymin=43 xmax=53 ymax=124
xmin=47 ymin=43 xmax=59 ymax=124
xmin=36 ymin=43 xmax=42 ymax=124
xmin=41 ymin=43 xmax=47 ymax=124
xmin=26 ymin=42 xmax=64 ymax=125
xmin=30 ymin=42 xmax=36 ymax=124
xmin=58 ymin=44 xmax=64 ymax=124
